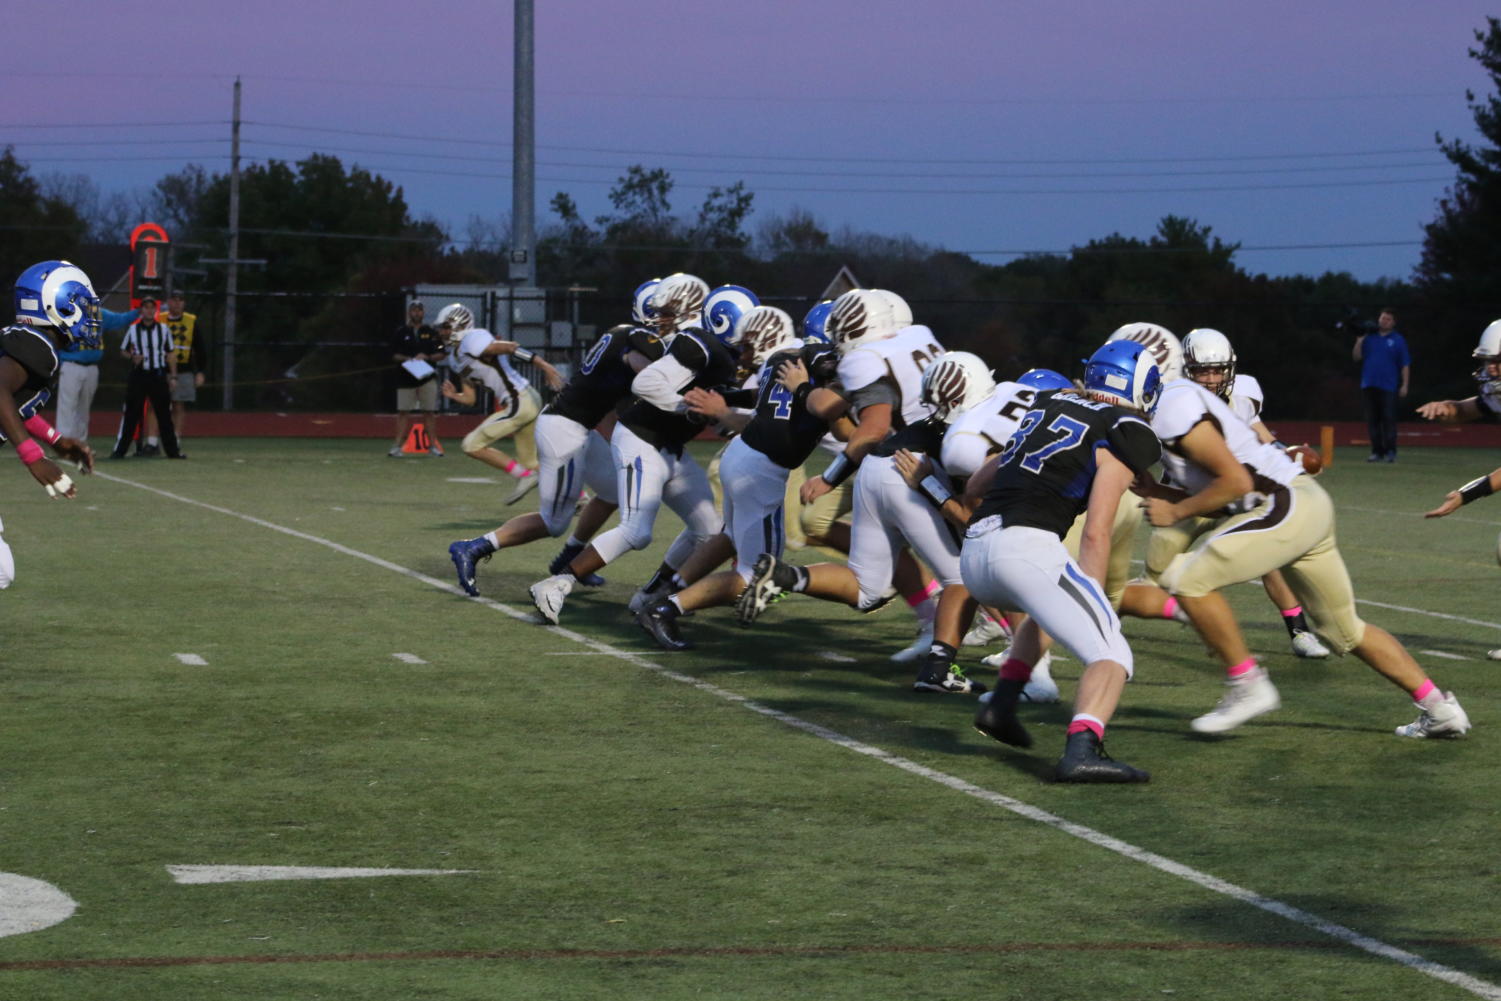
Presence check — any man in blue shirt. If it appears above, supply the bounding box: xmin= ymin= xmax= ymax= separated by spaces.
xmin=55 ymin=306 xmax=137 ymax=442
xmin=1353 ymin=308 xmax=1410 ymax=462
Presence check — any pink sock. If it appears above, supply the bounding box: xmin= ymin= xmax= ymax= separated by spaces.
xmin=1280 ymin=605 xmax=1303 ymax=619
xmin=1067 ymin=715 xmax=1105 ymax=740
xmin=998 ymin=658 xmax=1032 ymax=683
xmin=905 ymin=579 xmax=941 ymax=607
xmin=1226 ymin=657 xmax=1257 ymax=681
xmin=1161 ymin=596 xmax=1179 ymax=620
xmin=1411 ymin=679 xmax=1436 ymax=704
xmin=503 ymin=459 xmax=520 ymax=475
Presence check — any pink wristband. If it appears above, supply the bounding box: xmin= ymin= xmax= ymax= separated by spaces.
xmin=23 ymin=415 xmax=60 ymax=444
xmin=16 ymin=439 xmax=44 ymax=465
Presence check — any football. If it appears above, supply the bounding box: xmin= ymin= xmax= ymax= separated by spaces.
xmin=1286 ymin=444 xmax=1323 ymax=476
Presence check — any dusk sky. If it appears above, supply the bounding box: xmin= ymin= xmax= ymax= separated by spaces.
xmin=4 ymin=0 xmax=1497 ymax=284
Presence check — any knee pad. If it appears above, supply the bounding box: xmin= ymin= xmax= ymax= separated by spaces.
xmin=621 ymin=525 xmax=654 ymax=552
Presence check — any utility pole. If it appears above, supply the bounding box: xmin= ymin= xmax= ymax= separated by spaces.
xmin=223 ymin=76 xmax=242 ymax=410
xmin=508 ymin=0 xmax=535 ymax=285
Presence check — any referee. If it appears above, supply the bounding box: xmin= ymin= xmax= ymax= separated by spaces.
xmin=110 ymin=296 xmax=185 ymax=460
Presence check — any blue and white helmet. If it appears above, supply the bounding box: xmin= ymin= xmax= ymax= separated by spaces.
xmin=1084 ymin=339 xmax=1162 ymax=415
xmin=14 ymin=260 xmax=101 ymax=350
xmin=702 ymin=284 xmax=759 ymax=348
xmin=1017 ymin=368 xmax=1074 ymax=392
xmin=802 ymin=300 xmax=833 ymax=344
xmin=631 ymin=278 xmax=661 ymax=325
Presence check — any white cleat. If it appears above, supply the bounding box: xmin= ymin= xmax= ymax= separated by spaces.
xmin=1395 ymin=692 xmax=1472 ymax=739
xmin=528 ymin=574 xmax=574 ymax=625
xmin=962 ymin=613 xmax=1009 ymax=648
xmin=1290 ymin=629 xmax=1331 ymax=659
xmin=1487 ymin=649 xmax=1501 ymax=661
xmin=1021 ymin=653 xmax=1060 ymax=703
xmin=504 ymin=475 xmax=540 ymax=506
xmin=1191 ymin=671 xmax=1280 ymax=734
xmin=890 ymin=624 xmax=935 ymax=664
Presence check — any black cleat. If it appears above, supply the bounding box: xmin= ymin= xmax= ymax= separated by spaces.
xmin=1053 ymin=730 xmax=1150 ymax=783
xmin=636 ymin=601 xmax=693 ymax=652
xmin=913 ymin=649 xmax=987 ymax=695
xmin=973 ymin=680 xmax=1032 ymax=747
xmin=548 ymin=542 xmax=583 ymax=576
xmin=736 ymin=553 xmax=795 ymax=626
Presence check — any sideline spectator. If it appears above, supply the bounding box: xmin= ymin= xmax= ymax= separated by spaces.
xmin=389 ymin=300 xmax=446 ymax=457
xmin=1352 ymin=307 xmax=1410 ymax=462
xmin=54 ymin=305 xmax=136 ymax=442
xmin=142 ymin=290 xmax=207 ymax=449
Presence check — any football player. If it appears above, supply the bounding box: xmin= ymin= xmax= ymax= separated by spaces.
xmin=528 ymin=274 xmax=738 ymax=625
xmin=636 ymin=307 xmax=852 ymax=650
xmin=1140 ymin=360 xmax=1471 ymax=738
xmin=965 ymin=340 xmax=1164 ymax=782
xmin=1 ymin=261 xmax=102 ymax=585
xmin=1120 ymin=328 xmax=1332 ymax=659
xmin=446 ymin=318 xmax=669 ymax=597
xmin=438 ymin=303 xmax=564 ymax=505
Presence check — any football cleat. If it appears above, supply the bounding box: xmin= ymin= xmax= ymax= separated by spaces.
xmin=1190 ymin=671 xmax=1280 ymax=734
xmin=547 ymin=542 xmax=604 ymax=587
xmin=1290 ymin=629 xmax=1331 ymax=659
xmin=528 ymin=574 xmax=574 ymax=625
xmin=1020 ymin=653 xmax=1060 ymax=703
xmin=1488 ymin=649 xmax=1501 ymax=661
xmin=962 ymin=612 xmax=1010 ymax=647
xmin=890 ymin=624 xmax=935 ymax=664
xmin=627 ymin=582 xmax=670 ymax=615
xmin=504 ymin=475 xmax=539 ymax=506
xmin=388 ymin=446 xmax=405 ymax=457
xmin=1054 ymin=730 xmax=1150 ymax=783
xmin=912 ymin=658 xmax=987 ymax=695
xmin=1395 ymin=692 xmax=1472 ymax=739
xmin=736 ymin=553 xmax=793 ymax=626
xmin=448 ymin=538 xmax=493 ymax=597
xmin=636 ymin=601 xmax=693 ymax=652
xmin=973 ymin=680 xmax=1032 ymax=747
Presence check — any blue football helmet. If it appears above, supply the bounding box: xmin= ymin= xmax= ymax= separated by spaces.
xmin=802 ymin=300 xmax=833 ymax=344
xmin=1017 ymin=368 xmax=1073 ymax=392
xmin=15 ymin=260 xmax=101 ymax=350
xmin=1083 ymin=340 xmax=1162 ymax=415
xmin=631 ymin=278 xmax=661 ymax=325
xmin=703 ymin=284 xmax=759 ymax=348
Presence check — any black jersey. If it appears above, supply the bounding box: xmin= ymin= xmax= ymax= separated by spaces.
xmin=617 ymin=327 xmax=740 ymax=453
xmin=870 ymin=415 xmax=948 ymax=462
xmin=0 ymin=324 xmax=59 ymax=433
xmin=740 ymin=344 xmax=840 ymax=469
xmin=545 ymin=324 xmax=666 ymax=428
xmin=970 ymin=391 xmax=1160 ymax=538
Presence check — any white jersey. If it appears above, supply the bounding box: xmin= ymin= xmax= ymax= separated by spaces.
xmin=1151 ymin=380 xmax=1301 ymax=499
xmin=453 ymin=328 xmax=530 ymax=400
xmin=1227 ymin=373 xmax=1265 ymax=426
xmin=940 ymin=380 xmax=1038 ymax=480
xmin=837 ymin=324 xmax=944 ymax=428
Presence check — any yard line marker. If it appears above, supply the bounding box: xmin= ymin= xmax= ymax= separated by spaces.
xmin=1419 ymin=649 xmax=1472 ymax=661
xmin=95 ymin=472 xmax=1501 ymax=1001
xmin=819 ymin=651 xmax=857 ymax=663
xmin=172 ymin=653 xmax=208 ymax=666
xmin=167 ymin=865 xmax=474 ymax=885
xmin=446 ymin=477 xmax=498 ymax=484
xmin=391 ymin=653 xmax=428 ymax=665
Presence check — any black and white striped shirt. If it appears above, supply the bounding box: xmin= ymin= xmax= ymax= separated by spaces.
xmin=122 ymin=321 xmax=176 ymax=372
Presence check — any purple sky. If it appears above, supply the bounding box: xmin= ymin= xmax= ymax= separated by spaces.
xmin=3 ymin=1 xmax=1495 ymax=283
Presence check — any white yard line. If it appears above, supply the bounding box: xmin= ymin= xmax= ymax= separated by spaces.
xmin=1420 ymin=650 xmax=1473 ymax=661
xmin=95 ymin=471 xmax=1501 ymax=1000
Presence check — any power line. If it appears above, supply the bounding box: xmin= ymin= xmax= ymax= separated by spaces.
xmin=0 ymin=120 xmax=225 ymax=129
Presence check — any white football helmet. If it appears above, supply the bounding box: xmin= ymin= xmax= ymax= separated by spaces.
xmin=647 ymin=273 xmax=709 ymax=330
xmin=436 ymin=303 xmax=474 ymax=343
xmin=826 ymin=289 xmax=898 ymax=355
xmin=921 ymin=351 xmax=996 ymax=423
xmin=875 ymin=289 xmax=913 ymax=330
xmin=1473 ymin=320 xmax=1501 ymax=383
xmin=736 ymin=306 xmax=799 ymax=366
xmin=1182 ymin=327 xmax=1237 ymax=400
xmin=1106 ymin=322 xmax=1183 ymax=381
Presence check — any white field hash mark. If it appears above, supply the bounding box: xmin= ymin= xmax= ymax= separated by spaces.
xmin=173 ymin=653 xmax=208 ymax=666
xmin=95 ymin=470 xmax=1501 ymax=1001
xmin=392 ymin=653 xmax=428 ymax=665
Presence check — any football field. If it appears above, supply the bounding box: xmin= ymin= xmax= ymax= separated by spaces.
xmin=1 ymin=438 xmax=1499 ymax=1000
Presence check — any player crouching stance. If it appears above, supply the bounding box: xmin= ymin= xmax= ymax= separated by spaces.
xmin=1142 ymin=355 xmax=1470 ymax=739
xmin=968 ymin=341 xmax=1164 ymax=782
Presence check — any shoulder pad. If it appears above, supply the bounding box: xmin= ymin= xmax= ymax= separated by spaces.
xmin=1106 ymin=415 xmax=1161 ymax=475
xmin=0 ymin=325 xmax=59 ymax=380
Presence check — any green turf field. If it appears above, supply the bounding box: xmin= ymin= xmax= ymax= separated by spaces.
xmin=1 ymin=438 xmax=1498 ymax=1000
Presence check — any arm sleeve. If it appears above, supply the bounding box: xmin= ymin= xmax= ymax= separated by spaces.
xmin=849 ymin=378 xmax=900 ymax=414
xmin=102 ymin=309 xmax=138 ymax=333
xmin=631 ymin=355 xmax=697 ymax=413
